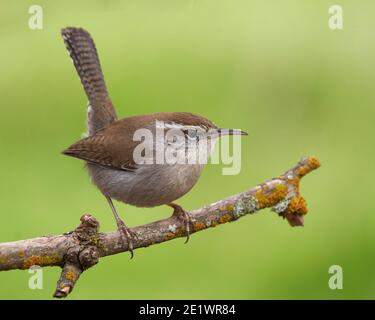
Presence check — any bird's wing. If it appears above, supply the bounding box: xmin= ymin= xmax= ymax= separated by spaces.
xmin=62 ymin=120 xmax=141 ymax=171
xmin=62 ymin=112 xmax=217 ymax=170
xmin=61 ymin=27 xmax=117 ymax=135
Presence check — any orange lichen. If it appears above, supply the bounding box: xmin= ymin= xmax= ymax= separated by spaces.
xmin=275 ymin=183 xmax=287 ymax=194
xmin=255 ymin=184 xmax=288 ymax=209
xmin=219 ymin=214 xmax=232 ymax=224
xmin=255 ymin=189 xmax=267 ymax=208
xmin=65 ymin=271 xmax=77 ymax=282
xmin=308 ymin=156 xmax=321 ymax=169
xmin=23 ymin=255 xmax=61 ymax=269
xmin=193 ymin=222 xmax=206 ymax=231
xmin=298 ymin=165 xmax=310 ymax=177
xmin=297 ymin=156 xmax=321 ymax=178
xmin=23 ymin=256 xmax=42 ymax=268
xmin=287 ymin=195 xmax=308 ymax=216
xmin=225 ymin=204 xmax=235 ymax=213
xmin=164 ymin=232 xmax=176 ymax=241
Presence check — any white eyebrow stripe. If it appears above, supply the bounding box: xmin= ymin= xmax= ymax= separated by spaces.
xmin=159 ymin=122 xmax=204 ymax=131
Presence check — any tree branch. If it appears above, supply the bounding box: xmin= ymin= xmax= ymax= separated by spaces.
xmin=0 ymin=156 xmax=320 ymax=298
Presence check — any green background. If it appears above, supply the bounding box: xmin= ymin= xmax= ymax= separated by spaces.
xmin=0 ymin=0 xmax=374 ymax=299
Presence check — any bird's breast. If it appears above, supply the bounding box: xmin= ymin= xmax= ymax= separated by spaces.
xmin=87 ymin=162 xmax=204 ymax=207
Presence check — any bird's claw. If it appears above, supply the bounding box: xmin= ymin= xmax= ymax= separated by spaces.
xmin=117 ymin=222 xmax=136 ymax=259
xmin=170 ymin=204 xmax=195 ymax=243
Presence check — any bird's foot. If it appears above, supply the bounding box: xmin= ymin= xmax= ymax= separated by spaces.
xmin=168 ymin=203 xmax=195 ymax=243
xmin=116 ymin=220 xmax=137 ymax=259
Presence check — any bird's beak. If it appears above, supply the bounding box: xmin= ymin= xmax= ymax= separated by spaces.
xmin=216 ymin=128 xmax=248 ymax=136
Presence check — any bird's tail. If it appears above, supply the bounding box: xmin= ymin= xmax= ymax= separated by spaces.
xmin=61 ymin=27 xmax=117 ymax=135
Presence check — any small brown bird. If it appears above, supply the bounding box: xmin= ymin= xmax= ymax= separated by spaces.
xmin=61 ymin=27 xmax=247 ymax=257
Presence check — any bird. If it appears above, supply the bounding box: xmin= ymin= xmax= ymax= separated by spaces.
xmin=60 ymin=27 xmax=247 ymax=258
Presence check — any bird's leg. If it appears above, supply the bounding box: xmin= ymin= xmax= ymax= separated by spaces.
xmin=167 ymin=203 xmax=195 ymax=243
xmin=106 ymin=196 xmax=135 ymax=259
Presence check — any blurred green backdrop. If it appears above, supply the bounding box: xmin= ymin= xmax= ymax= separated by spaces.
xmin=0 ymin=0 xmax=374 ymax=299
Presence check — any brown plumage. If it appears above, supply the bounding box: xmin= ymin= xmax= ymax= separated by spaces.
xmin=63 ymin=112 xmax=216 ymax=171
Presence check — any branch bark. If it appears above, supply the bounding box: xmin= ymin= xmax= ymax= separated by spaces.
xmin=0 ymin=156 xmax=320 ymax=298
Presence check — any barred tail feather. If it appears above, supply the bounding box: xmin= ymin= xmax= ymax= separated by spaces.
xmin=61 ymin=27 xmax=117 ymax=135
